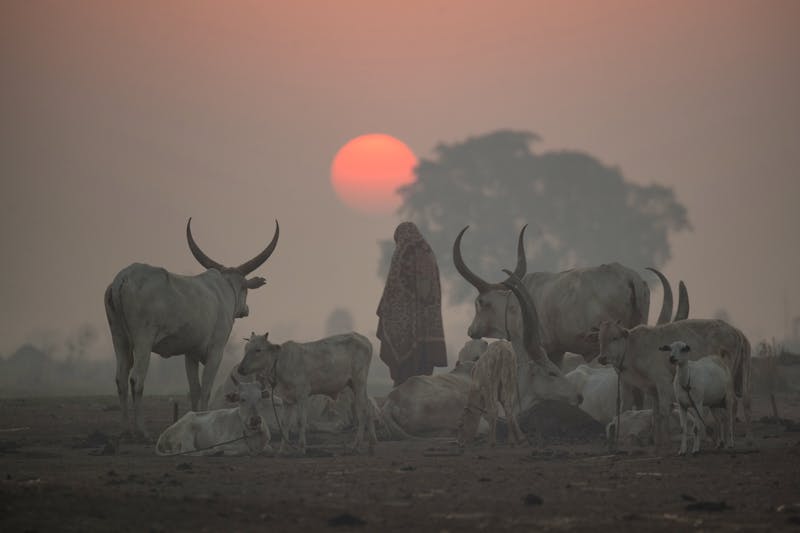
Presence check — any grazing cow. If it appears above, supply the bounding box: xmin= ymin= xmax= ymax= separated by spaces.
xmin=590 ymin=319 xmax=751 ymax=448
xmin=155 ymin=381 xmax=271 ymax=456
xmin=105 ymin=219 xmax=279 ymax=436
xmin=662 ymin=341 xmax=735 ymax=455
xmin=458 ymin=340 xmax=526 ymax=447
xmin=237 ymin=331 xmax=377 ymax=454
xmin=453 ymin=226 xmax=690 ymax=367
xmin=565 ymin=364 xmax=631 ymax=425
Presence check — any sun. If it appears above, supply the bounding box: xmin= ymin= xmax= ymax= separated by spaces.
xmin=330 ymin=133 xmax=417 ymax=215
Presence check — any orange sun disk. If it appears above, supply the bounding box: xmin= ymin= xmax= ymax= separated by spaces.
xmin=330 ymin=133 xmax=417 ymax=215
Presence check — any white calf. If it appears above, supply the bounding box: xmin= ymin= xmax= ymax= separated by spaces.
xmin=662 ymin=341 xmax=735 ymax=455
xmin=457 ymin=340 xmax=525 ymax=447
xmin=155 ymin=381 xmax=271 ymax=456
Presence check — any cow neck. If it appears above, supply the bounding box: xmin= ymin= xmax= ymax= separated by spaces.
xmin=267 ymin=354 xmax=280 ymax=388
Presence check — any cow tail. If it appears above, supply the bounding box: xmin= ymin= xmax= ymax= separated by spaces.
xmin=105 ymin=275 xmax=132 ymax=352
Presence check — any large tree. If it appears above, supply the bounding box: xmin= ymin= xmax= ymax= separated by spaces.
xmin=379 ymin=130 xmax=691 ymax=304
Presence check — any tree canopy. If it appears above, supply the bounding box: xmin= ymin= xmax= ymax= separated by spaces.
xmin=378 ymin=130 xmax=691 ymax=304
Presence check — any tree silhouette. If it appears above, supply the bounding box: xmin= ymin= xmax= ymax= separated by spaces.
xmin=379 ymin=130 xmax=691 ymax=304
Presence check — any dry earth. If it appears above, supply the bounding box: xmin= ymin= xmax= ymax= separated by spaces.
xmin=1 ymin=393 xmax=799 ymax=532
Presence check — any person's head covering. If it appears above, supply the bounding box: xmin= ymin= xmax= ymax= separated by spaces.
xmin=377 ymin=222 xmax=448 ymax=385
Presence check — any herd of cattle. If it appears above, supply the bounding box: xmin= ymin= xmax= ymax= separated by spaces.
xmin=104 ymin=220 xmax=753 ymax=457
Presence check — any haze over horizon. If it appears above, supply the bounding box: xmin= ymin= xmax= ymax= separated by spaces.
xmin=2 ymin=1 xmax=799 ymax=384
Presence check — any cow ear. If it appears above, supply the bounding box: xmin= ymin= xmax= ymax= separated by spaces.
xmin=245 ymin=276 xmax=266 ymax=289
xmin=250 ymin=331 xmax=256 ymax=338
xmin=658 ymin=345 xmax=670 ymax=351
xmin=225 ymin=392 xmax=240 ymax=403
xmin=682 ymin=345 xmax=691 ymax=353
xmin=264 ymin=332 xmax=269 ymax=339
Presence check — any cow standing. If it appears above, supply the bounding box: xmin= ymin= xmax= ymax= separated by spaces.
xmin=237 ymin=331 xmax=377 ymax=454
xmin=452 ymin=226 xmax=689 ymax=367
xmin=105 ymin=218 xmax=279 ymax=437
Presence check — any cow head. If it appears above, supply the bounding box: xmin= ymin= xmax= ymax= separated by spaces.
xmin=592 ymin=320 xmax=630 ymax=368
xmin=237 ymin=332 xmax=281 ymax=377
xmin=455 ymin=339 xmax=489 ymax=368
xmin=186 ymin=218 xmax=279 ymax=319
xmin=660 ymin=341 xmax=691 ymax=365
xmin=225 ymin=381 xmax=269 ymax=433
xmin=453 ymin=225 xmax=527 ymax=340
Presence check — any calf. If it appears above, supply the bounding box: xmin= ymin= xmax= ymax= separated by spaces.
xmin=662 ymin=341 xmax=735 ymax=455
xmin=458 ymin=340 xmax=526 ymax=447
xmin=155 ymin=381 xmax=271 ymax=456
xmin=237 ymin=331 xmax=377 ymax=454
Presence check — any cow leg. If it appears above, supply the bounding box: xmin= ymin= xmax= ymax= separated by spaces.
xmin=690 ymin=403 xmax=705 ymax=455
xmin=486 ymin=400 xmax=498 ymax=447
xmin=349 ymin=384 xmax=369 ymax=452
xmin=654 ymin=383 xmax=673 ymax=451
xmin=112 ymin=336 xmax=133 ymax=431
xmin=199 ymin=351 xmax=222 ymax=410
xmin=184 ymin=357 xmax=201 ymax=411
xmin=677 ymin=404 xmax=688 ymax=455
xmin=297 ymin=396 xmax=308 ymax=455
xmin=278 ymin=403 xmax=295 ymax=454
xmin=129 ymin=344 xmax=152 ymax=438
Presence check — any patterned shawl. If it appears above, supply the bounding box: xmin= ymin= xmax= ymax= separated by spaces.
xmin=377 ymin=222 xmax=448 ymax=385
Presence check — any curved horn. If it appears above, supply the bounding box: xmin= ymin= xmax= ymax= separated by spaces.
xmin=452 ymin=226 xmax=490 ymax=293
xmin=646 ymin=267 xmax=673 ymax=326
xmin=186 ymin=218 xmax=225 ymax=270
xmin=674 ymin=280 xmax=689 ymax=321
xmin=453 ymin=225 xmax=528 ymax=293
xmin=511 ymin=224 xmax=528 ymax=280
xmin=501 ymin=269 xmax=545 ymax=361
xmin=236 ymin=220 xmax=280 ymax=275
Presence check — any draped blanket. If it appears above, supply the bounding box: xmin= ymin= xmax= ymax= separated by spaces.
xmin=377 ymin=222 xmax=448 ymax=385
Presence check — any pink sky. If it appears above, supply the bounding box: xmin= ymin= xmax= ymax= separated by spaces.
xmin=1 ymin=1 xmax=799 ymax=381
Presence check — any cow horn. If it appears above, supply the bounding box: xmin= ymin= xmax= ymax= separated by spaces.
xmin=501 ymin=269 xmax=544 ymax=361
xmin=674 ymin=280 xmax=689 ymax=321
xmin=646 ymin=267 xmax=673 ymax=326
xmin=186 ymin=218 xmax=225 ymax=270
xmin=236 ymin=220 xmax=280 ymax=275
xmin=453 ymin=225 xmax=528 ymax=293
xmin=453 ymin=226 xmax=490 ymax=293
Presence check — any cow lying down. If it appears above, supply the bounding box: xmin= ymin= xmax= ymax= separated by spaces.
xmin=156 ymin=381 xmax=271 ymax=456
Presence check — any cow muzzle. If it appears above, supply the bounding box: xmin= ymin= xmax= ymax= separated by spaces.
xmin=248 ymin=416 xmax=262 ymax=430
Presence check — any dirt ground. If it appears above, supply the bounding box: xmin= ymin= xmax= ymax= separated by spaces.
xmin=1 ymin=393 xmax=799 ymax=533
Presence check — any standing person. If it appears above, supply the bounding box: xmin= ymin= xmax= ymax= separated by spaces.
xmin=377 ymin=221 xmax=448 ymax=386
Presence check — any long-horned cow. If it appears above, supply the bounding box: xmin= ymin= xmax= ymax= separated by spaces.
xmin=104 ymin=218 xmax=279 ymax=436
xmin=453 ymin=226 xmax=689 ymax=366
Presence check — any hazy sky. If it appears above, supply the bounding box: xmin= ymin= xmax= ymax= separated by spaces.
xmin=2 ymin=1 xmax=799 ymax=382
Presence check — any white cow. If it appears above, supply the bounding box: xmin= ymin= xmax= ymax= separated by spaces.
xmin=591 ymin=319 xmax=751 ymax=448
xmin=105 ymin=218 xmax=279 ymax=437
xmin=662 ymin=341 xmax=735 ymax=455
xmin=155 ymin=381 xmax=271 ymax=457
xmin=566 ymin=364 xmax=629 ymax=425
xmin=458 ymin=340 xmax=526 ymax=447
xmin=237 ymin=331 xmax=377 ymax=454
xmin=380 ymin=361 xmax=483 ymax=439
xmin=453 ymin=225 xmax=689 ymax=368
